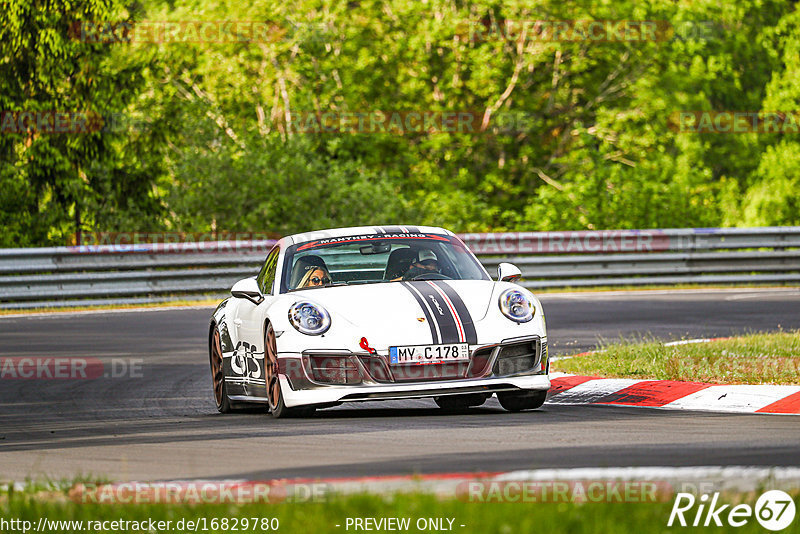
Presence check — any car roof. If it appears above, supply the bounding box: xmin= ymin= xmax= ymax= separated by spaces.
xmin=284 ymin=225 xmax=453 ymax=246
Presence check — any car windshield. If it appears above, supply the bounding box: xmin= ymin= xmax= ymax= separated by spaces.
xmin=281 ymin=233 xmax=489 ymax=292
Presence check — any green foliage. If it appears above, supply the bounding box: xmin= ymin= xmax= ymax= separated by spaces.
xmin=2 ymin=0 xmax=800 ymax=245
xmin=741 ymin=142 xmax=800 ymax=226
xmin=167 ymin=131 xmax=417 ymax=234
xmin=735 ymin=6 xmax=800 ymax=227
xmin=0 ymin=0 xmax=165 ymax=246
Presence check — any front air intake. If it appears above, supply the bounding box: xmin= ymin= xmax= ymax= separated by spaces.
xmin=492 ymin=340 xmax=539 ymax=376
xmin=467 ymin=346 xmax=494 ymax=377
xmin=306 ymin=355 xmax=361 ymax=385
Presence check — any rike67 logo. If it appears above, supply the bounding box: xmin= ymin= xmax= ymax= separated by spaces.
xmin=668 ymin=490 xmax=796 ymax=530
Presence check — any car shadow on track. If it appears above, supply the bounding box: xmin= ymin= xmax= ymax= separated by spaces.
xmin=0 ymin=402 xmax=773 ymax=454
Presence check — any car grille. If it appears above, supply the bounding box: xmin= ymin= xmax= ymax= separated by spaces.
xmin=306 ymin=339 xmax=544 ymax=386
xmin=390 ymin=362 xmax=469 ymax=382
xmin=492 ymin=339 xmax=540 ymax=376
xmin=356 ymin=354 xmax=392 ymax=382
xmin=306 ymin=355 xmax=360 ymax=385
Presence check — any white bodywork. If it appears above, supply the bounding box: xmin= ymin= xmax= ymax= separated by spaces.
xmin=210 ymin=225 xmax=549 ymax=410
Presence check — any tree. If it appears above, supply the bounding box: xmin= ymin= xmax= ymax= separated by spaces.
xmin=0 ymin=0 xmax=164 ymax=246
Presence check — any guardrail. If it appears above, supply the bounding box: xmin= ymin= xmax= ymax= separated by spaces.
xmin=1 ymin=227 xmax=798 ymax=309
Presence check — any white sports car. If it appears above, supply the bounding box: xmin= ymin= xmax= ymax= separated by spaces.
xmin=209 ymin=225 xmax=550 ymax=417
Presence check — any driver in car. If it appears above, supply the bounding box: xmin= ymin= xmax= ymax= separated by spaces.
xmin=400 ymin=249 xmax=441 ymax=280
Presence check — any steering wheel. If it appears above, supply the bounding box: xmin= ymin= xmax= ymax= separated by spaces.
xmin=411 ymin=273 xmax=452 ymax=281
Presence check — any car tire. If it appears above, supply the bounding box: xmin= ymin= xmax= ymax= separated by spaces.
xmin=434 ymin=393 xmax=489 ymax=410
xmin=497 ymin=390 xmax=548 ymax=412
xmin=210 ymin=326 xmax=233 ymax=413
xmin=265 ymin=323 xmax=314 ymax=418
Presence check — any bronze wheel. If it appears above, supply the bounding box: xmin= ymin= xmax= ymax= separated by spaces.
xmin=265 ymin=323 xmax=281 ymax=412
xmin=265 ymin=323 xmax=314 ymax=418
xmin=210 ymin=326 xmax=232 ymax=413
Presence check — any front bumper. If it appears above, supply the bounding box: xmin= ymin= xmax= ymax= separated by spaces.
xmin=277 ymin=335 xmax=550 ymax=407
xmin=280 ymin=373 xmax=551 ymax=407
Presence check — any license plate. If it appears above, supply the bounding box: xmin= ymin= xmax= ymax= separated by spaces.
xmin=389 ymin=343 xmax=470 ymax=365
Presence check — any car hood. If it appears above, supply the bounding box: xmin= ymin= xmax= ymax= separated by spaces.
xmin=290 ymin=280 xmax=497 ymax=348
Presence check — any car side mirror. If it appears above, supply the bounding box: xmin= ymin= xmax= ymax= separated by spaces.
xmin=497 ymin=262 xmax=522 ymax=283
xmin=231 ymin=278 xmax=264 ymax=305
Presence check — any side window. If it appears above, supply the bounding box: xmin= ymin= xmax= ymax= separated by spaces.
xmin=256 ymin=247 xmax=280 ymax=295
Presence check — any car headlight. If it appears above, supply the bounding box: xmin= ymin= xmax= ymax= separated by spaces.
xmin=288 ymin=301 xmax=331 ymax=335
xmin=499 ymin=289 xmax=535 ymax=323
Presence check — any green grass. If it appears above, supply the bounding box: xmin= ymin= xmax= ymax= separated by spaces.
xmin=554 ymin=330 xmax=800 ymax=385
xmin=2 ymin=486 xmax=798 ymax=534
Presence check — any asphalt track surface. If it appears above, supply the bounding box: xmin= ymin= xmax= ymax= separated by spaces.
xmin=1 ymin=288 xmax=799 ymax=482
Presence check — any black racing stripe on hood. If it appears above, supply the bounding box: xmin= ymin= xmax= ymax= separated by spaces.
xmin=383 ymin=226 xmax=403 ymax=233
xmin=433 ymin=281 xmax=478 ymax=345
xmin=400 ymin=282 xmax=438 ymax=343
xmin=407 ymin=281 xmax=461 ymax=344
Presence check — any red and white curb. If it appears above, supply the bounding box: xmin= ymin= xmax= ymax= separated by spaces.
xmin=547 ymin=373 xmax=800 ymax=414
xmin=548 ymin=335 xmax=799 ymax=414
